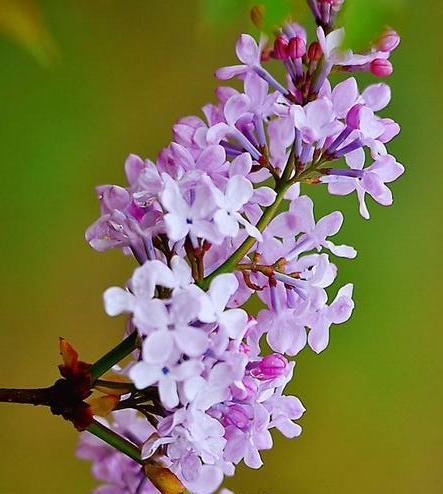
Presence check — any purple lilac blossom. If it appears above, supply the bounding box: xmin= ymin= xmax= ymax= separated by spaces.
xmin=81 ymin=2 xmax=403 ymax=493
xmin=78 ymin=411 xmax=158 ymax=494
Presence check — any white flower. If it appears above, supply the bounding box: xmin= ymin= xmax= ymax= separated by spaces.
xmin=161 ymin=174 xmax=222 ymax=244
xmin=103 ymin=256 xmax=196 ymax=333
xmin=211 ymin=176 xmax=263 ymax=241
xmin=198 ymin=273 xmax=248 ymax=340
xmin=129 ymin=357 xmax=203 ymax=409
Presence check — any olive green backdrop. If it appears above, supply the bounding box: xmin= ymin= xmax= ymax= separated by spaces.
xmin=0 ymin=1 xmax=441 ymax=493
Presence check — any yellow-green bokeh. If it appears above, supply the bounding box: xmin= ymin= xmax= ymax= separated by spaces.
xmin=0 ymin=1 xmax=442 ymax=493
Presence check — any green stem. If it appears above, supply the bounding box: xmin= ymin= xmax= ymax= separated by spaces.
xmin=197 ymin=141 xmax=326 ymax=291
xmin=199 ymin=178 xmax=293 ymax=290
xmin=87 ymin=419 xmax=142 ymax=464
xmin=90 ymin=332 xmax=138 ymax=382
xmin=279 ymin=142 xmax=296 ymax=187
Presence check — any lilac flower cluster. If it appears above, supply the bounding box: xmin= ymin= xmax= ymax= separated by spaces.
xmin=80 ymin=3 xmax=403 ymax=493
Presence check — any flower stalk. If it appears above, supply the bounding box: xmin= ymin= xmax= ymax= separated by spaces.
xmin=87 ymin=419 xmax=142 ymax=464
xmin=90 ymin=331 xmax=139 ymax=382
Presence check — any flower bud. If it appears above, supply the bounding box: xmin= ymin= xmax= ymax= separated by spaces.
xmin=308 ymin=41 xmax=322 ymax=62
xmin=144 ymin=463 xmax=185 ymax=494
xmin=87 ymin=395 xmax=119 ymax=417
xmin=370 ymin=59 xmax=393 ymax=77
xmin=319 ymin=0 xmax=344 ymax=5
xmin=273 ymin=36 xmax=290 ymax=61
xmin=251 ymin=354 xmax=288 ymax=380
xmin=376 ymin=29 xmax=400 ymax=53
xmin=315 ymin=0 xmax=345 ymax=22
xmin=58 ymin=337 xmax=91 ymax=383
xmin=59 ymin=337 xmax=79 ymax=371
xmin=250 ymin=5 xmax=265 ymax=29
xmin=288 ymin=36 xmax=306 ymax=59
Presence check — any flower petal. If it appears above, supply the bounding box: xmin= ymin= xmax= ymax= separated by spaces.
xmin=129 ymin=362 xmax=161 ymax=389
xmin=159 ymin=376 xmax=179 ymax=409
xmin=142 ymin=330 xmax=174 ymax=364
xmin=103 ymin=287 xmax=134 ymax=316
xmin=209 ymin=274 xmax=239 ymax=313
xmin=219 ymin=308 xmax=248 ymax=339
xmin=196 ymin=145 xmax=226 ymax=172
xmin=362 ymin=83 xmax=391 ymax=111
xmin=224 ymin=94 xmax=251 ymax=126
xmin=236 ymin=34 xmax=260 ymax=65
xmin=174 ymin=327 xmax=208 ymax=357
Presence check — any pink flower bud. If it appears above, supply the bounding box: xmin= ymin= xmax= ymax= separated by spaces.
xmin=273 ymin=36 xmax=290 ymax=61
xmin=346 ymin=104 xmax=364 ymax=130
xmin=308 ymin=41 xmax=322 ymax=62
xmin=370 ymin=59 xmax=393 ymax=77
xmin=376 ymin=29 xmax=400 ymax=53
xmin=318 ymin=0 xmax=345 ymax=12
xmin=251 ymin=354 xmax=288 ymax=380
xmin=288 ymin=36 xmax=306 ymax=59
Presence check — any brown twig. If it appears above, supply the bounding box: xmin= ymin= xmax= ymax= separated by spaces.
xmin=0 ymin=387 xmax=53 ymax=406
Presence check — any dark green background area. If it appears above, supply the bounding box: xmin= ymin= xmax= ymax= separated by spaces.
xmin=0 ymin=1 xmax=441 ymax=493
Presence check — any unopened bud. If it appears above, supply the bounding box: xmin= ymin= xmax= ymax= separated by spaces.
xmin=273 ymin=36 xmax=290 ymax=61
xmin=58 ymin=337 xmax=91 ymax=382
xmin=251 ymin=354 xmax=288 ymax=380
xmin=288 ymin=36 xmax=306 ymax=59
xmin=370 ymin=58 xmax=393 ymax=77
xmin=144 ymin=463 xmax=185 ymax=494
xmin=87 ymin=395 xmax=119 ymax=417
xmin=250 ymin=5 xmax=265 ymax=29
xmin=59 ymin=337 xmax=79 ymax=370
xmin=308 ymin=41 xmax=322 ymax=62
xmin=376 ymin=29 xmax=400 ymax=53
xmin=320 ymin=0 xmax=345 ymax=10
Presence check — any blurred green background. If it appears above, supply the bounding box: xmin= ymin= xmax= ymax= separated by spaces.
xmin=0 ymin=1 xmax=441 ymax=493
